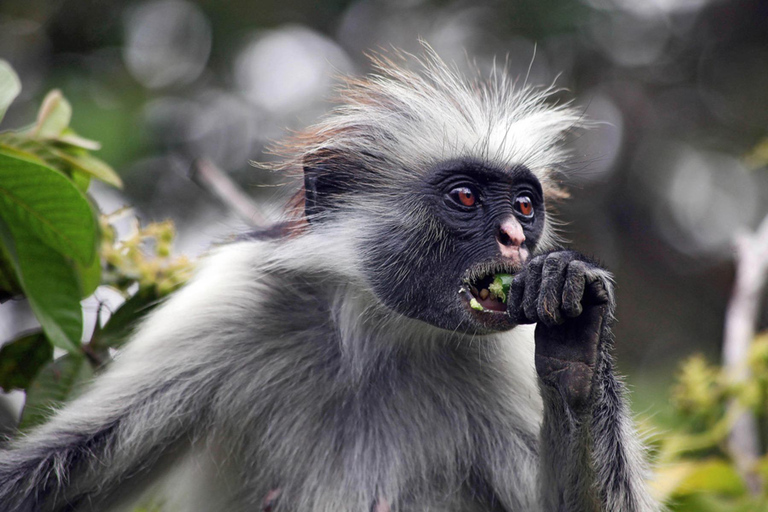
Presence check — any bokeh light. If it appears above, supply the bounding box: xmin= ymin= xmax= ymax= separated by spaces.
xmin=123 ymin=0 xmax=212 ymax=89
xmin=235 ymin=26 xmax=352 ymax=114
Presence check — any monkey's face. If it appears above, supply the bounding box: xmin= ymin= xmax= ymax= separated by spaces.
xmin=362 ymin=159 xmax=547 ymax=334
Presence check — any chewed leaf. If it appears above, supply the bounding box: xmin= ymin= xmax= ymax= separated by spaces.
xmin=489 ymin=274 xmax=514 ymax=302
xmin=470 ymin=298 xmax=484 ymax=311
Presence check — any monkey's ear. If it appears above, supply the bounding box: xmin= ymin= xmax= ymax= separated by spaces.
xmin=303 ymin=172 xmax=321 ymax=220
xmin=303 ymin=150 xmax=358 ymax=222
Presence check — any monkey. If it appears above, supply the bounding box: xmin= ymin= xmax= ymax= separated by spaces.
xmin=0 ymin=48 xmax=659 ymax=512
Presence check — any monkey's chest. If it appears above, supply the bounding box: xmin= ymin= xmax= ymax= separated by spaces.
xmin=252 ymin=374 xmax=534 ymax=512
xmin=260 ymin=488 xmax=498 ymax=512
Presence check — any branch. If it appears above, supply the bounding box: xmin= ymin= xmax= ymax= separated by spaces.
xmin=722 ymin=214 xmax=768 ymax=494
xmin=189 ymin=158 xmax=265 ymax=227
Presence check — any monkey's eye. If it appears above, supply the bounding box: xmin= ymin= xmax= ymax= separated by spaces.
xmin=514 ymin=195 xmax=534 ymax=217
xmin=448 ymin=187 xmax=478 ymax=208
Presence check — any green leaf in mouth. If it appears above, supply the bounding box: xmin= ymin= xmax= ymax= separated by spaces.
xmin=488 ymin=273 xmax=514 ymax=303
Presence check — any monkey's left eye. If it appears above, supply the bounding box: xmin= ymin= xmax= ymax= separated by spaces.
xmin=448 ymin=187 xmax=478 ymax=208
xmin=514 ymin=195 xmax=534 ymax=217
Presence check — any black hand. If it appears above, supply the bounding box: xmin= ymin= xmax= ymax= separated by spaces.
xmin=507 ymin=250 xmax=614 ymax=413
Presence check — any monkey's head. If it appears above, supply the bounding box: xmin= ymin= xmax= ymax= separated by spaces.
xmin=280 ymin=48 xmax=581 ymax=335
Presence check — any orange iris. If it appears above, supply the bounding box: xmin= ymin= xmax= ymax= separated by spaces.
xmin=458 ymin=188 xmax=475 ymax=207
xmin=515 ymin=196 xmax=533 ymax=216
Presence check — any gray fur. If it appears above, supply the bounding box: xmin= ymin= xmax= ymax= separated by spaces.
xmin=0 ymin=49 xmax=658 ymax=511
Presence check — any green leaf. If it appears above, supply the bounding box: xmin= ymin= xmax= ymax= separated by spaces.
xmin=0 ymin=331 xmax=53 ymax=392
xmin=0 ymin=216 xmax=83 ymax=353
xmin=0 ymin=151 xmax=97 ymax=265
xmin=93 ymin=289 xmax=161 ymax=350
xmin=18 ymin=353 xmax=92 ymax=431
xmin=0 ymin=60 xmax=21 ymax=125
xmin=671 ymin=493 xmax=753 ymax=512
xmin=0 ymin=134 xmax=49 ymax=165
xmin=47 ymin=147 xmax=123 ymax=189
xmin=675 ymin=459 xmax=746 ymax=497
xmin=54 ymin=128 xmax=101 ymax=151
xmin=0 ymin=133 xmax=122 ymax=189
xmin=70 ymin=169 xmax=91 ymax=193
xmin=0 ymin=238 xmax=21 ymax=300
xmin=489 ymin=273 xmax=514 ymax=302
xmin=76 ymin=250 xmax=101 ymax=299
xmin=33 ymin=90 xmax=72 ymax=138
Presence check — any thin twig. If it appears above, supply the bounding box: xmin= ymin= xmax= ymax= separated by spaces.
xmin=722 ymin=214 xmax=768 ymax=494
xmin=189 ymin=158 xmax=265 ymax=227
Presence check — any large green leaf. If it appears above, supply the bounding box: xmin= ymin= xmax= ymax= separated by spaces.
xmin=18 ymin=353 xmax=93 ymax=431
xmin=0 ymin=60 xmax=21 ymax=125
xmin=0 ymin=331 xmax=53 ymax=392
xmin=70 ymin=170 xmax=92 ymax=194
xmin=0 ymin=216 xmax=83 ymax=353
xmin=0 ymin=151 xmax=97 ymax=265
xmin=75 ymin=249 xmax=102 ymax=299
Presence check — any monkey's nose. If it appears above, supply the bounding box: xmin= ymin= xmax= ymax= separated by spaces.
xmin=496 ymin=217 xmax=527 ymax=262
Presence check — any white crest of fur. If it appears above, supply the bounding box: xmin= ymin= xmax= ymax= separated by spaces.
xmin=306 ymin=48 xmax=581 ymax=180
xmin=274 ymin=46 xmax=583 ymax=252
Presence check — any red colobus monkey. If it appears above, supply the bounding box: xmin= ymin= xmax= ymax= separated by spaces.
xmin=0 ymin=49 xmax=658 ymax=512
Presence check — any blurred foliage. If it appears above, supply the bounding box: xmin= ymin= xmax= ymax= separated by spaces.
xmin=746 ymin=138 xmax=768 ymax=170
xmin=647 ymin=332 xmax=768 ymax=510
xmin=0 ymin=63 xmax=192 ymax=431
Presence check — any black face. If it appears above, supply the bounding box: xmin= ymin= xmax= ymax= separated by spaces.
xmin=363 ymin=159 xmax=546 ymax=334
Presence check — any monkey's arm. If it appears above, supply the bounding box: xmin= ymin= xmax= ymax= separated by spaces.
xmin=508 ymin=251 xmax=658 ymax=512
xmin=0 ymin=243 xmax=260 ymax=512
xmin=0 ymin=363 xmax=212 ymax=512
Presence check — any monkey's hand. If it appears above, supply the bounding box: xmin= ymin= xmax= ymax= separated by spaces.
xmin=507 ymin=252 xmax=658 ymax=511
xmin=507 ymin=250 xmax=614 ymax=414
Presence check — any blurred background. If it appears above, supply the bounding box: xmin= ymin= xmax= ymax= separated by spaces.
xmin=0 ymin=0 xmax=766 ymax=421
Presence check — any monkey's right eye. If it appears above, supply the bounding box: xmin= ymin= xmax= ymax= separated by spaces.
xmin=448 ymin=187 xmax=478 ymax=208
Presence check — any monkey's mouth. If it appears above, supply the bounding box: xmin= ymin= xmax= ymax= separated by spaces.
xmin=459 ymin=262 xmax=519 ymax=314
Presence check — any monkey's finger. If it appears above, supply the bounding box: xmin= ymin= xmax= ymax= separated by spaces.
xmin=562 ymin=260 xmax=588 ymax=318
xmin=506 ymin=275 xmax=529 ymax=324
xmin=584 ymin=269 xmax=613 ymax=306
xmin=537 ymin=253 xmax=569 ymax=326
xmin=522 ymin=256 xmax=544 ymax=322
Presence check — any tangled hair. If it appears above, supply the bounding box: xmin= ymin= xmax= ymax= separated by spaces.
xmin=267 ymin=45 xmax=582 ymax=229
